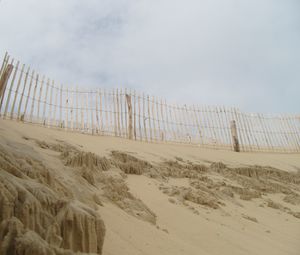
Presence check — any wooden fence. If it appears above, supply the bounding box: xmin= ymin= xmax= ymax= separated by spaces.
xmin=0 ymin=52 xmax=299 ymax=153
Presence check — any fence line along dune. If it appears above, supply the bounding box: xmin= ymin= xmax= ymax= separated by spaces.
xmin=0 ymin=52 xmax=299 ymax=153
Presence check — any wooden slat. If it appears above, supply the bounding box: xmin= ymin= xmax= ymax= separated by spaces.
xmin=75 ymin=87 xmax=79 ymax=130
xmin=70 ymin=87 xmax=74 ymax=131
xmin=159 ymin=98 xmax=165 ymax=142
xmin=249 ymin=113 xmax=261 ymax=151
xmin=47 ymin=80 xmax=54 ymax=127
xmin=257 ymin=113 xmax=270 ymax=152
xmin=220 ymin=106 xmax=230 ymax=148
xmin=116 ymin=89 xmax=121 ymax=137
xmin=173 ymin=104 xmax=181 ymax=142
xmin=0 ymin=65 xmax=13 ymax=115
xmin=179 ymin=105 xmax=191 ymax=143
xmin=176 ymin=104 xmax=184 ymax=142
xmin=155 ymin=97 xmax=161 ymax=142
xmin=17 ymin=66 xmax=30 ymax=120
xmin=0 ymin=58 xmax=14 ymax=113
xmin=243 ymin=112 xmax=257 ymax=151
xmin=151 ymin=96 xmax=156 ymax=141
xmin=30 ymin=74 xmax=39 ymax=123
xmin=138 ymin=92 xmax=142 ymax=141
xmin=142 ymin=93 xmax=148 ymax=142
xmin=169 ymin=104 xmax=176 ymax=141
xmin=231 ymin=108 xmax=242 ymax=151
xmin=126 ymin=92 xmax=133 ymax=139
xmin=164 ymin=100 xmax=171 ymax=142
xmin=22 ymin=70 xmax=35 ymax=120
xmin=288 ymin=115 xmax=300 ymax=151
xmin=200 ymin=105 xmax=211 ymax=146
xmin=112 ymin=89 xmax=117 ymax=136
xmin=120 ymin=89 xmax=124 ymax=137
xmin=213 ymin=105 xmax=223 ymax=148
xmin=53 ymin=82 xmax=58 ymax=127
xmin=206 ymin=105 xmax=217 ymax=147
xmin=147 ymin=95 xmax=152 ymax=142
xmin=108 ymin=89 xmax=113 ymax=135
xmin=90 ymin=90 xmax=94 ymax=134
xmin=99 ymin=88 xmax=103 ymax=134
xmin=215 ymin=106 xmax=225 ymax=148
xmin=123 ymin=88 xmax=128 ymax=137
xmin=59 ymin=84 xmax=63 ymax=128
xmin=4 ymin=61 xmax=19 ymax=118
xmin=133 ymin=90 xmax=137 ymax=140
xmin=236 ymin=109 xmax=251 ymax=152
xmin=85 ymin=91 xmax=89 ymax=133
xmin=36 ymin=75 xmax=45 ymax=123
xmin=103 ymin=89 xmax=108 ymax=134
xmin=80 ymin=91 xmax=84 ymax=131
xmin=0 ymin=52 xmax=8 ymax=77
xmin=192 ymin=105 xmax=203 ymax=145
xmin=42 ymin=78 xmax=50 ymax=125
xmin=281 ymin=115 xmax=293 ymax=152
xmin=65 ymin=87 xmax=69 ymax=130
xmin=95 ymin=88 xmax=99 ymax=133
xmin=283 ymin=115 xmax=298 ymax=151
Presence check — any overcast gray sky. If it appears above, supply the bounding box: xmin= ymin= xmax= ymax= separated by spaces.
xmin=0 ymin=0 xmax=299 ymax=114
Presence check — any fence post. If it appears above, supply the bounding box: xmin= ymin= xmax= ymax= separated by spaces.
xmin=0 ymin=52 xmax=8 ymax=77
xmin=0 ymin=64 xmax=13 ymax=102
xmin=125 ymin=93 xmax=133 ymax=139
xmin=230 ymin=120 xmax=240 ymax=152
xmin=4 ymin=61 xmax=19 ymax=118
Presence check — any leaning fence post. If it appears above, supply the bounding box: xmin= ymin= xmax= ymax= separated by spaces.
xmin=0 ymin=64 xmax=13 ymax=102
xmin=0 ymin=52 xmax=8 ymax=78
xmin=4 ymin=61 xmax=19 ymax=118
xmin=230 ymin=120 xmax=240 ymax=152
xmin=125 ymin=93 xmax=133 ymax=139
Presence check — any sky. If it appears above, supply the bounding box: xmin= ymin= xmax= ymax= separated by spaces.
xmin=0 ymin=0 xmax=299 ymax=114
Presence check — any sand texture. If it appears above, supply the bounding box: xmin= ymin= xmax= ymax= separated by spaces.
xmin=0 ymin=119 xmax=300 ymax=255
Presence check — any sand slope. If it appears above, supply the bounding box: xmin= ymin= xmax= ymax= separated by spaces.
xmin=0 ymin=119 xmax=300 ymax=255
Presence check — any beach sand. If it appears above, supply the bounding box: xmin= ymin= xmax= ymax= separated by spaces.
xmin=0 ymin=119 xmax=299 ymax=255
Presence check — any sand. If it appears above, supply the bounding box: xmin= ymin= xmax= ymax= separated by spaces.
xmin=0 ymin=119 xmax=300 ymax=255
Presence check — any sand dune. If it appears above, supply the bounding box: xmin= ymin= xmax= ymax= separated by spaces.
xmin=0 ymin=119 xmax=300 ymax=255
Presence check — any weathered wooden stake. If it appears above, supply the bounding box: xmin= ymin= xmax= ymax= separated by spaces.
xmin=0 ymin=52 xmax=8 ymax=77
xmin=4 ymin=61 xmax=19 ymax=118
xmin=0 ymin=64 xmax=13 ymax=102
xmin=126 ymin=93 xmax=133 ymax=139
xmin=230 ymin=120 xmax=240 ymax=152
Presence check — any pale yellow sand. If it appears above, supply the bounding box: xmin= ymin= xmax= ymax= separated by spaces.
xmin=1 ymin=119 xmax=299 ymax=172
xmin=0 ymin=119 xmax=299 ymax=255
